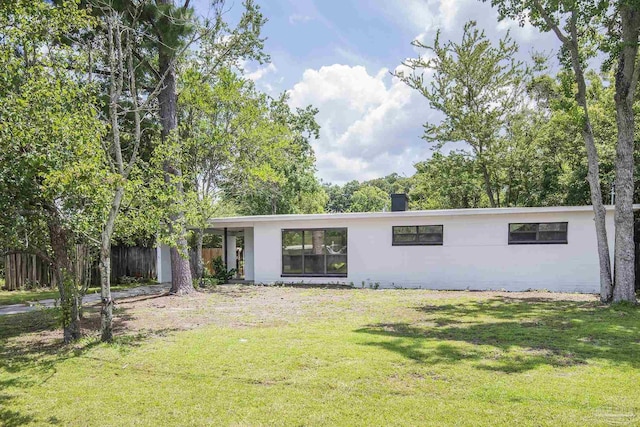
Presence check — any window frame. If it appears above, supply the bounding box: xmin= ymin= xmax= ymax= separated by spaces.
xmin=392 ymin=225 xmax=444 ymax=246
xmin=281 ymin=228 xmax=348 ymax=277
xmin=508 ymin=222 xmax=568 ymax=245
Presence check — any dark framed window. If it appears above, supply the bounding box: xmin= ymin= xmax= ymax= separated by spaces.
xmin=508 ymin=222 xmax=568 ymax=244
xmin=392 ymin=225 xmax=443 ymax=246
xmin=282 ymin=228 xmax=347 ymax=277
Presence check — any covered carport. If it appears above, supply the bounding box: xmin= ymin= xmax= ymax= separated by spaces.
xmin=156 ymin=225 xmax=254 ymax=283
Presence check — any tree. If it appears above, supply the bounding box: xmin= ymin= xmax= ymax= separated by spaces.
xmin=365 ymin=173 xmax=413 ymax=196
xmin=324 ymin=174 xmax=412 ymax=213
xmin=232 ymin=93 xmax=325 ymax=216
xmin=395 ymin=21 xmax=529 ymax=208
xmin=349 ymin=186 xmax=390 ymax=212
xmin=324 ymin=180 xmax=361 ymax=213
xmin=488 ymin=0 xmax=634 ymax=301
xmin=411 ymin=152 xmax=487 ymax=209
xmin=145 ymin=0 xmax=267 ymax=295
xmin=90 ymin=2 xmax=167 ymax=341
xmin=179 ymin=68 xmax=266 ymax=280
xmin=0 ymin=1 xmax=106 ymax=342
xmin=152 ymin=0 xmax=198 ymax=295
xmin=610 ymin=1 xmax=640 ymax=303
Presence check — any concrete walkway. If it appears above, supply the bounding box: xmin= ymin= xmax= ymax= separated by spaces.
xmin=0 ymin=283 xmax=171 ymax=316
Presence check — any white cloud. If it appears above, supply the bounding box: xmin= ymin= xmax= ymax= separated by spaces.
xmin=439 ymin=0 xmax=460 ymax=30
xmin=288 ymin=64 xmax=434 ymax=184
xmin=496 ymin=15 xmax=537 ymax=42
xmin=246 ymin=63 xmax=277 ymax=82
xmin=289 ymin=14 xmax=313 ymax=25
xmin=377 ymin=0 xmax=469 ymax=35
xmin=376 ymin=0 xmax=552 ymax=49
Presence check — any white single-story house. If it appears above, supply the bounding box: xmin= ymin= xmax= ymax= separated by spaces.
xmin=156 ymin=195 xmax=636 ymax=293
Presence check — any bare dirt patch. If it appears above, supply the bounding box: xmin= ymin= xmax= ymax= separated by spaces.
xmin=3 ymin=286 xmax=601 ymax=351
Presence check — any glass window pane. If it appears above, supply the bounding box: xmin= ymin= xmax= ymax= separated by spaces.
xmin=394 ymin=234 xmax=417 ymax=243
xmin=326 ymin=255 xmax=347 ymax=274
xmin=282 ymin=256 xmax=302 ymax=274
xmin=283 ymin=231 xmax=303 ymax=254
xmin=510 ymin=223 xmax=537 ymax=232
xmin=394 ymin=226 xmax=416 ymax=235
xmin=418 ymin=233 xmax=442 ymax=243
xmin=304 ymin=254 xmax=325 ymax=274
xmin=325 ymin=229 xmax=347 ymax=254
xmin=418 ymin=225 xmax=442 ymax=234
xmin=305 ymin=230 xmax=325 ymax=255
xmin=538 ymin=231 xmax=567 ymax=241
xmin=284 ymin=228 xmax=347 ymax=276
xmin=282 ymin=231 xmax=303 ymax=274
xmin=510 ymin=232 xmax=538 ymax=242
xmin=539 ymin=222 xmax=567 ymax=232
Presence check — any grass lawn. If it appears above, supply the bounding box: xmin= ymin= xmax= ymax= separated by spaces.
xmin=1 ymin=286 xmax=639 ymax=426
xmin=0 ymin=282 xmax=150 ymax=306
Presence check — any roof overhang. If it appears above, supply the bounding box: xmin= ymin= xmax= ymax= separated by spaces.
xmin=204 ymin=204 xmax=640 ymax=229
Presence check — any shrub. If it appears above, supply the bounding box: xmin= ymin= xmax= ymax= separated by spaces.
xmin=208 ymin=256 xmax=236 ymax=284
xmin=198 ymin=277 xmax=219 ymax=288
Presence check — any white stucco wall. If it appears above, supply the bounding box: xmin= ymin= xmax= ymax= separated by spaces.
xmin=241 ymin=209 xmax=615 ymax=293
xmin=244 ymin=227 xmax=255 ymax=281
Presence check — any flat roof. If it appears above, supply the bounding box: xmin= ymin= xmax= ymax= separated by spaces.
xmin=206 ymin=205 xmax=635 ymax=228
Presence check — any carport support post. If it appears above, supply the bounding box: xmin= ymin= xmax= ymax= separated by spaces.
xmin=226 ymin=234 xmax=237 ymax=274
xmin=244 ymin=227 xmax=254 ymax=281
xmin=223 ymin=228 xmax=228 ymax=269
xmin=156 ymin=244 xmax=172 ymax=283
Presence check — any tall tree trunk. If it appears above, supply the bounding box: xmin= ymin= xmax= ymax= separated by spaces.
xmin=575 ymin=63 xmax=614 ymax=302
xmin=567 ymin=16 xmax=612 ymax=301
xmin=312 ymin=230 xmax=324 ymax=254
xmin=158 ymin=0 xmax=194 ymax=295
xmin=196 ymin=227 xmax=204 ymax=282
xmin=532 ymin=4 xmax=614 ymax=301
xmin=47 ymin=209 xmax=81 ymax=343
xmin=570 ymin=28 xmax=613 ymax=300
xmin=582 ymin=123 xmax=613 ymax=301
xmin=480 ymin=159 xmax=497 ymax=207
xmin=612 ymin=4 xmax=640 ymax=303
xmin=99 ymin=185 xmax=124 ymax=341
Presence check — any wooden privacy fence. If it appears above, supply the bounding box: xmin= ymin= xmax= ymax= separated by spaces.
xmin=189 ymin=248 xmax=224 ymax=276
xmin=4 ymin=253 xmax=54 ymax=290
xmin=4 ymin=245 xmax=93 ymax=291
xmin=3 ymin=246 xmax=238 ymax=290
xmin=3 ymin=246 xmax=158 ymax=290
xmin=109 ymin=246 xmax=157 ymax=283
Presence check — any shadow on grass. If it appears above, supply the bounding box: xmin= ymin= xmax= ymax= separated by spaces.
xmin=355 ymin=296 xmax=640 ymax=373
xmin=0 ymin=304 xmax=176 ymax=426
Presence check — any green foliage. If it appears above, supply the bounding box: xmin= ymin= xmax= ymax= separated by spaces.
xmin=230 ymin=92 xmax=326 ymax=215
xmin=324 ymin=67 xmax=630 ymax=211
xmin=411 ymin=152 xmax=487 ymax=209
xmin=197 ymin=277 xmax=219 ymax=288
xmin=208 ymin=256 xmax=235 ymax=284
xmin=116 ymin=276 xmax=155 ymax=286
xmin=349 ymin=186 xmax=390 ymax=212
xmin=396 ymin=20 xmax=529 ymax=207
xmin=324 ymin=174 xmax=412 ymax=213
xmin=324 ymin=180 xmax=361 ymax=212
xmin=487 ymin=0 xmax=607 ymax=70
xmin=0 ymin=1 xmax=107 ymax=250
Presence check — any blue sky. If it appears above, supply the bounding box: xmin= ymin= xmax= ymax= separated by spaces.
xmin=193 ymin=0 xmax=560 ymax=184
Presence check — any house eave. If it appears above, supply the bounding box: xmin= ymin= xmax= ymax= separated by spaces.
xmin=205 ymin=204 xmax=639 ymax=228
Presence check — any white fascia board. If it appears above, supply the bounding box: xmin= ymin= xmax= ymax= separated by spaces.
xmin=207 ymin=204 xmax=638 ymax=228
